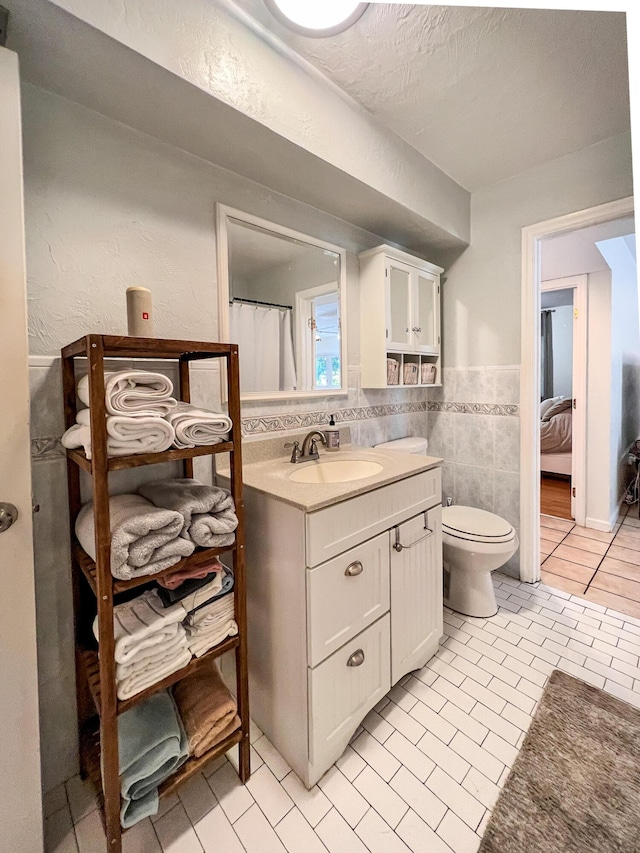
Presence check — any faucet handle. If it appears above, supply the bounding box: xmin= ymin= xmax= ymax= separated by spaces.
xmin=284 ymin=441 xmax=301 ymax=463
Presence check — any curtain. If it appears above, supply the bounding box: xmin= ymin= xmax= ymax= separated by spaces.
xmin=541 ymin=309 xmax=554 ymax=401
xmin=230 ymin=302 xmax=297 ymax=393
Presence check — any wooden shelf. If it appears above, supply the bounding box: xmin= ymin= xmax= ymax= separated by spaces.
xmin=66 ymin=441 xmax=233 ymax=473
xmin=72 ymin=539 xmax=236 ymax=595
xmin=65 ymin=335 xmax=249 ymax=852
xmin=80 ymin=634 xmax=240 ymax=716
xmin=80 ymin=719 xmax=244 ymax=833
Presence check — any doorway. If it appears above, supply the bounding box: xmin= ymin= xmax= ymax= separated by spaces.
xmin=519 ymin=196 xmax=635 ymax=584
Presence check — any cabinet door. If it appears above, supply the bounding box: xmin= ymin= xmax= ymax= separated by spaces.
xmin=390 ymin=507 xmax=443 ymax=685
xmin=386 ymin=260 xmax=412 ymax=350
xmin=412 ymin=271 xmax=440 ymax=354
xmin=308 ymin=615 xmax=390 ymax=778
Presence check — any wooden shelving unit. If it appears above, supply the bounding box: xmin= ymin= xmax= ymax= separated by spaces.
xmin=62 ymin=334 xmax=249 ymax=852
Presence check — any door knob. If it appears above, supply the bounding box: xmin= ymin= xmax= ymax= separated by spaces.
xmin=0 ymin=503 xmax=19 ymax=533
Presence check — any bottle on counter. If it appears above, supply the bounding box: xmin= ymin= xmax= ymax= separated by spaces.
xmin=324 ymin=414 xmax=340 ymax=452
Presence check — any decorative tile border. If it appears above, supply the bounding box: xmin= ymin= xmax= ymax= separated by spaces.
xmin=241 ymin=401 xmax=427 ymax=435
xmin=31 ymin=436 xmax=65 ymax=461
xmin=428 ymin=401 xmax=519 ymax=416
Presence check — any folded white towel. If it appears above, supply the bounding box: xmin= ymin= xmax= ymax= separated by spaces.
xmin=115 ymin=629 xmax=185 ymax=670
xmin=186 ymin=620 xmax=238 ymax=658
xmin=77 ymin=495 xmax=195 ymax=581
xmin=117 ymin=645 xmax=192 ymax=700
xmin=185 ymin=591 xmax=235 ymax=630
xmin=77 ymin=370 xmax=177 ymax=417
xmin=62 ymin=409 xmax=175 ymax=460
xmin=166 ymin=402 xmax=233 ymax=449
xmin=92 ymin=588 xmax=188 ymax=664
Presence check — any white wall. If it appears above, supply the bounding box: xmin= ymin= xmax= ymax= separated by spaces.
xmin=597 ymin=236 xmax=640 ymax=520
xmin=551 ymin=304 xmax=574 ymax=399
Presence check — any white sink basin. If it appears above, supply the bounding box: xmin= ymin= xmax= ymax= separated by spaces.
xmin=288 ymin=459 xmax=384 ymax=484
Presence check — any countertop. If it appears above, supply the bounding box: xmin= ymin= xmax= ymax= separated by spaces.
xmin=217 ymin=443 xmax=442 ymax=512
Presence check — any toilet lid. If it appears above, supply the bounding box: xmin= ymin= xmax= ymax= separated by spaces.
xmin=442 ymin=506 xmax=515 ymax=543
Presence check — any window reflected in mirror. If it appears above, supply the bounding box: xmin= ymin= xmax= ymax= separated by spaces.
xmin=221 ymin=212 xmax=346 ymax=398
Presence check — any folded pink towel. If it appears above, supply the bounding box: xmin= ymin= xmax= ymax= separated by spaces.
xmin=158 ymin=558 xmax=223 ymax=590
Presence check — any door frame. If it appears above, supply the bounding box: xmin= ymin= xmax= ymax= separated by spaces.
xmin=519 ymin=195 xmax=634 ymax=583
xmin=540 ymin=275 xmax=587 ymax=525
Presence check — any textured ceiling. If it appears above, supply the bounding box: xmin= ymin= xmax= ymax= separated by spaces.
xmin=234 ymin=2 xmax=630 ymax=191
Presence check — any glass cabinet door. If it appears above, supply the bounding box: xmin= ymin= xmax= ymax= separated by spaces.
xmin=414 ymin=272 xmax=439 ymax=353
xmin=387 ymin=263 xmax=412 ymax=349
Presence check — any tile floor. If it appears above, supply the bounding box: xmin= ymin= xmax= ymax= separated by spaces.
xmin=540 ymin=504 xmax=640 ymax=618
xmin=45 ymin=572 xmax=640 ymax=853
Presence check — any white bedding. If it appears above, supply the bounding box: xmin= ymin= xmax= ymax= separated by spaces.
xmin=540 ymin=410 xmax=572 ymax=454
xmin=541 ymin=452 xmax=572 ymax=476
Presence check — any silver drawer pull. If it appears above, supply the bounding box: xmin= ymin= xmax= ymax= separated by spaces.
xmin=347 ymin=649 xmax=365 ymax=667
xmin=344 ymin=561 xmax=363 ymax=577
xmin=393 ymin=511 xmax=434 ymax=553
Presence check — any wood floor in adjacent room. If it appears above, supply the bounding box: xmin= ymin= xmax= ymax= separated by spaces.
xmin=540 ymin=475 xmax=573 ymax=521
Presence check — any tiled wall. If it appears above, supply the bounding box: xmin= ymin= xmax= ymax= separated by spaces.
xmin=427 ymin=367 xmax=521 ymax=575
xmin=29 ymin=356 xmax=429 ymax=792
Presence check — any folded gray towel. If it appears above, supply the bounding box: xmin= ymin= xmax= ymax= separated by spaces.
xmin=138 ymin=479 xmax=238 ymax=548
xmin=76 ymin=494 xmax=195 ymax=580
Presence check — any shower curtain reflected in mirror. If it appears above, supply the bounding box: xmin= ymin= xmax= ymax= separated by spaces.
xmin=230 ymin=300 xmax=297 ymax=394
xmin=541 ymin=309 xmax=554 ymax=400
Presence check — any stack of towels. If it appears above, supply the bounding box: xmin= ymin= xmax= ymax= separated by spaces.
xmin=117 ymin=662 xmax=240 ymax=827
xmin=94 ymin=589 xmax=191 ymax=700
xmin=118 ymin=690 xmax=188 ymax=827
xmin=75 ymin=479 xmax=238 ymax=580
xmin=61 ymin=368 xmax=233 ymax=459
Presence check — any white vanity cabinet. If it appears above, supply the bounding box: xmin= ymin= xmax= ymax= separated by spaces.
xmin=242 ymin=465 xmax=443 ymax=787
xmin=359 ymin=244 xmax=444 ymax=388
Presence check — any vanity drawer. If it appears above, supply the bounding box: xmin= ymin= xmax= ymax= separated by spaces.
xmin=308 ymin=614 xmax=390 ymax=771
xmin=305 ymin=467 xmax=441 ymax=566
xmin=307 ymin=532 xmax=390 ymax=667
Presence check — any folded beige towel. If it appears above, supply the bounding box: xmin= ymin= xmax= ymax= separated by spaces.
xmin=173 ymin=662 xmax=241 ymax=758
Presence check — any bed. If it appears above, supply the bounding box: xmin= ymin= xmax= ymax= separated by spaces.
xmin=540 ymin=397 xmax=572 ymax=476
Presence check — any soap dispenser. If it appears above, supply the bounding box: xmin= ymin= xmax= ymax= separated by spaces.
xmin=324 ymin=414 xmax=340 ymax=451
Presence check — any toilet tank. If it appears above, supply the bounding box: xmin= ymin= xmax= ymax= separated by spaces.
xmin=374 ymin=436 xmax=428 ymax=455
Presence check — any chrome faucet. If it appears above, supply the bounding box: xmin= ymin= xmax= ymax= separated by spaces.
xmin=285 ymin=430 xmax=327 ymax=463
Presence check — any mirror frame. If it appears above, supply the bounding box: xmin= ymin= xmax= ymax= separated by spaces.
xmin=216 ymin=204 xmax=348 ymax=401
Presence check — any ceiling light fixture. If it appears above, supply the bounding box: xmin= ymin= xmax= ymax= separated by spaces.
xmin=264 ymin=0 xmax=368 ymax=37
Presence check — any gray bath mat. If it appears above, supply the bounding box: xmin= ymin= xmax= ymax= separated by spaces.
xmin=479 ymin=669 xmax=640 ymax=852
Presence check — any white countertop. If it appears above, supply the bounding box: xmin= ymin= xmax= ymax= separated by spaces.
xmin=218 ymin=444 xmax=442 ymax=512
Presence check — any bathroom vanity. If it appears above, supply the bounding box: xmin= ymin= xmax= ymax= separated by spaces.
xmin=228 ymin=445 xmax=443 ymax=787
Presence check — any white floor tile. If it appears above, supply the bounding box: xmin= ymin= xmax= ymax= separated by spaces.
xmin=335 ymin=745 xmax=367 ymax=782
xmin=449 ymin=732 xmax=504 ymax=784
xmin=405 ymin=676 xmax=447 ymax=712
xmin=317 ymin=766 xmax=369 ymax=828
xmin=65 ymin=776 xmax=97 ymax=824
xmin=409 ymin=699 xmax=456 ymax=744
xmin=234 ymin=804 xmax=288 ymax=853
xmin=353 ymin=766 xmax=408 ymax=829
xmin=384 ymin=731 xmax=436 ymax=783
xmin=486 ymin=677 xmax=535 ymax=715
xmin=194 ymin=804 xmax=244 ymax=853
xmin=387 ymin=683 xmax=419 ymax=712
xmin=448 ymin=654 xmax=493 ymax=686
xmin=355 ymin=808 xmax=413 ymax=853
xmin=246 ymin=764 xmax=294 ymax=826
xmin=482 ymin=732 xmax=519 ymax=768
xmin=396 ymin=809 xmax=453 ymax=853
xmin=459 ymin=677 xmax=506 ymax=715
xmin=207 ymin=761 xmax=254 ymax=823
xmin=425 ymin=767 xmax=484 ymax=830
xmin=73 ymin=809 xmax=106 ymax=853
xmin=603 ymin=679 xmax=640 ymax=709
xmin=461 ymin=766 xmax=501 ymax=811
xmin=316 ymin=808 xmax=369 ymax=853
xmin=152 ymin=795 xmax=180 ymax=823
xmin=45 ymin=805 xmax=78 ymax=853
xmin=281 ymin=772 xmax=332 ymax=827
xmin=123 ymin=818 xmax=163 ymax=853
xmin=469 ymin=703 xmax=520 ymax=746
xmin=436 ymin=810 xmax=481 ymax=853
xmin=177 ymin=773 xmax=217 ymax=825
xmin=416 ymin=732 xmax=470 ymax=783
xmin=275 ymin=807 xmax=331 ymax=853
xmin=381 ymin=701 xmax=427 ymax=743
xmin=361 ymin=709 xmax=395 ymax=743
xmin=154 ymin=803 xmax=204 ymax=853
xmin=253 ymin=735 xmax=292 ymax=781
xmin=431 ymin=676 xmax=476 ymax=714
xmin=351 ymin=731 xmax=401 ymax=781
xmin=44 ymin=783 xmax=68 ymax=820
xmin=389 ymin=766 xmax=446 ymax=830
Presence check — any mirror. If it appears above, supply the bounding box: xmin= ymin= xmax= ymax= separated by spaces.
xmin=217 ymin=206 xmax=347 ymax=399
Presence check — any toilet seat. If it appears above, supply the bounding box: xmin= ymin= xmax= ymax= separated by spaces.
xmin=442 ymin=506 xmax=515 ymax=545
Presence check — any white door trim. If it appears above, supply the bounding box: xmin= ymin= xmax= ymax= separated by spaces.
xmin=540 ymin=275 xmax=587 ymax=526
xmin=519 ymin=196 xmax=634 ymax=583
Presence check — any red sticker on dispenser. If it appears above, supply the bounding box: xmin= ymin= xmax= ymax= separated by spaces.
xmin=142 ymin=312 xmax=149 ymax=320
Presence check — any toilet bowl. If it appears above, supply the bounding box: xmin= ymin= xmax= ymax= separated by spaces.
xmin=374 ymin=436 xmax=518 ymax=618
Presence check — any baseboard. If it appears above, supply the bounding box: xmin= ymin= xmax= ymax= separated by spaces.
xmin=585 ymin=516 xmax=613 ymax=533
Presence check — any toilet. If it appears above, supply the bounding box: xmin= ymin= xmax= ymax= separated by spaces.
xmin=374 ymin=436 xmax=519 ymax=618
